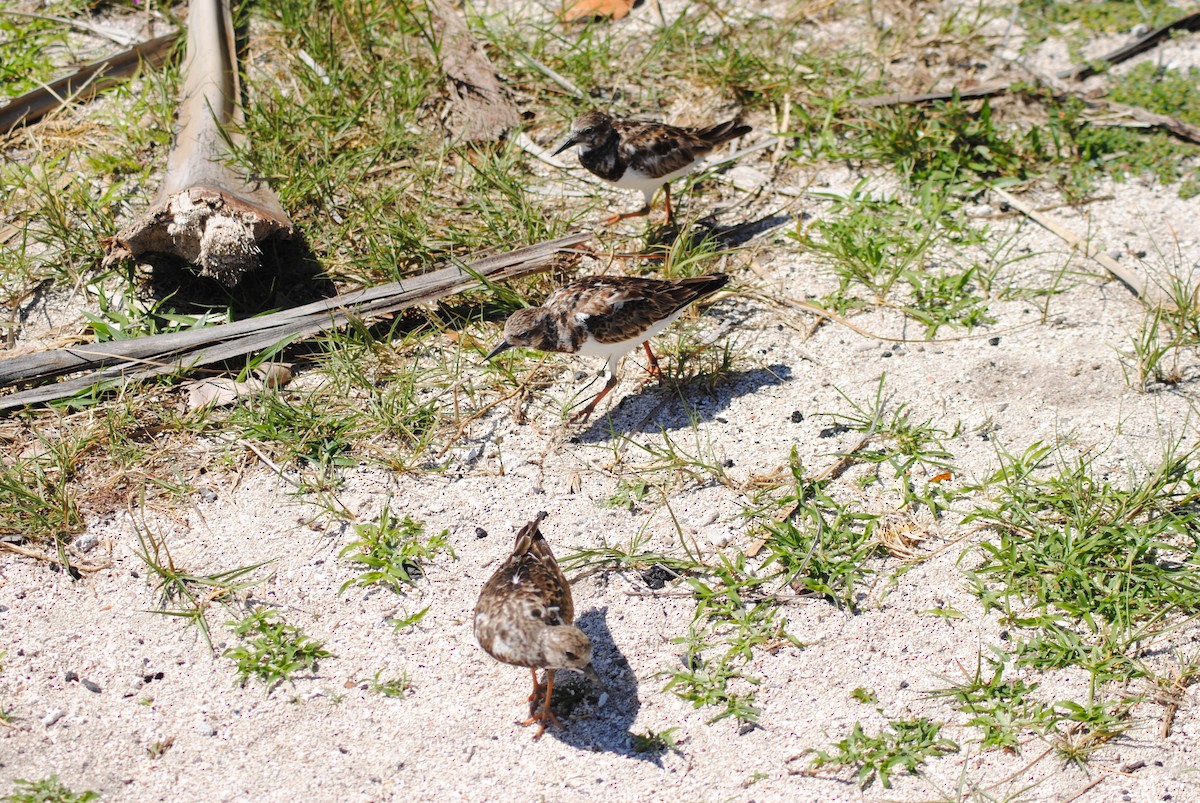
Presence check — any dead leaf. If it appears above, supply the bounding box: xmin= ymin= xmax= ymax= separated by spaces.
xmin=184 ymin=365 xmax=292 ymax=410
xmin=562 ymin=0 xmax=635 ymax=22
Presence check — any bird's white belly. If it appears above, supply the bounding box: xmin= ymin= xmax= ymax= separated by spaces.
xmin=575 ymin=311 xmax=686 ymax=370
xmin=613 ymin=164 xmax=699 ymax=192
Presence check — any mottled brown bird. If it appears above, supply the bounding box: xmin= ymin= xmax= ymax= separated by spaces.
xmin=553 ymin=111 xmax=751 ymax=223
xmin=485 ymin=273 xmax=730 ymax=421
xmin=474 ymin=512 xmax=600 ymax=739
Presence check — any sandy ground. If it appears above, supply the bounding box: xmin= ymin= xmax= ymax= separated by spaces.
xmin=5 ymin=2 xmax=1200 ymax=802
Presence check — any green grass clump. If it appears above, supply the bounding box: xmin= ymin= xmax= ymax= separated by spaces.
xmin=809 ymin=717 xmax=959 ymax=789
xmin=930 ymin=653 xmax=1057 ymax=752
xmin=799 ymin=185 xmax=995 ymax=333
xmin=224 ymin=608 xmax=333 ymax=692
xmin=1019 ymin=0 xmax=1176 ymax=44
xmin=134 ymin=522 xmax=268 ymax=648
xmin=338 ymin=502 xmax=454 ymax=595
xmin=966 ymin=441 xmax=1200 ymax=632
xmin=756 ymin=449 xmax=880 ymax=611
xmin=0 ymin=16 xmax=67 ymax=96
xmin=2 ymin=775 xmax=97 ymax=803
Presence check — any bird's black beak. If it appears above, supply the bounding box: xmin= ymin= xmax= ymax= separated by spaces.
xmin=484 ymin=340 xmax=513 ymax=360
xmin=581 ymin=663 xmax=604 ymax=689
xmin=552 ymin=135 xmax=578 ymax=157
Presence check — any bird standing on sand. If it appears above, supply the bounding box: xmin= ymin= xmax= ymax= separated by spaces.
xmin=553 ymin=111 xmax=752 ymax=224
xmin=474 ymin=512 xmax=601 ymax=740
xmin=485 ymin=273 xmax=730 ymax=422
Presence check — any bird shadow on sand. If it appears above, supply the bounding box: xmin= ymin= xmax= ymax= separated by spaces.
xmin=546 ymin=606 xmax=664 ymax=762
xmin=572 ymin=363 xmax=793 ymax=444
xmin=642 ymin=212 xmax=792 ymax=253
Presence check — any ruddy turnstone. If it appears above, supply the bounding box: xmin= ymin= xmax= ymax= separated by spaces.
xmin=474 ymin=512 xmax=600 ymax=740
xmin=485 ymin=273 xmax=730 ymax=421
xmin=552 ymin=111 xmax=751 ymax=224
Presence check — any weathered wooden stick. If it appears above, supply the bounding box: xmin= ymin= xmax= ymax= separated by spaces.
xmin=0 ymin=33 xmax=179 ymax=135
xmin=0 ymin=233 xmax=589 ymax=409
xmin=1057 ymin=11 xmax=1200 ymax=80
xmin=991 ymin=187 xmax=1167 ymax=306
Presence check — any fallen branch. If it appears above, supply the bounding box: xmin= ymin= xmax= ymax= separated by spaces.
xmin=1057 ymin=11 xmax=1200 ymax=80
xmin=0 ymin=32 xmax=179 ymax=136
xmin=0 ymin=232 xmax=590 ymax=410
xmin=991 ymin=186 xmax=1166 ymax=306
xmin=105 ymin=0 xmax=292 ymax=285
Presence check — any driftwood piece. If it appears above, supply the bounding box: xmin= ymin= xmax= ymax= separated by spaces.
xmin=0 ymin=232 xmax=589 ymax=410
xmin=428 ymin=0 xmax=519 ymax=142
xmin=851 ymin=81 xmax=1010 ymax=108
xmin=1057 ymin=11 xmax=1200 ymax=80
xmin=0 ymin=33 xmax=179 ymax=136
xmin=105 ymin=0 xmax=292 ymax=286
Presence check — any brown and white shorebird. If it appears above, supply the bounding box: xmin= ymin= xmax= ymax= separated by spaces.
xmin=474 ymin=512 xmax=600 ymax=740
xmin=552 ymin=111 xmax=752 ymax=224
xmin=485 ymin=273 xmax=730 ymax=421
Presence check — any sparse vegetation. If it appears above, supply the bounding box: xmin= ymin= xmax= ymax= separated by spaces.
xmin=3 ymin=0 xmax=1200 ymax=796
xmin=338 ymin=502 xmax=454 ymax=594
xmin=809 ymin=718 xmax=959 ymax=789
xmin=2 ymin=776 xmax=97 ymax=803
xmin=224 ymin=607 xmax=333 ymax=692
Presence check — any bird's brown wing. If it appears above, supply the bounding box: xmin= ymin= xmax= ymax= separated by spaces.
xmin=616 ymin=120 xmax=717 ymax=179
xmin=550 ymin=275 xmax=728 ymax=345
xmin=477 ymin=512 xmax=573 ymax=626
xmin=615 ymin=119 xmax=748 ymax=179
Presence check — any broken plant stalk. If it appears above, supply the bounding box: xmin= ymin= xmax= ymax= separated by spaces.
xmin=105 ymin=0 xmax=292 ymax=285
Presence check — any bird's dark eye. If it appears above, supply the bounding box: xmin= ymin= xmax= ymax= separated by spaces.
xmin=530 ymin=608 xmax=543 ymax=619
xmin=581 ymin=127 xmax=593 ymax=135
xmin=564 ymin=651 xmax=578 ymax=661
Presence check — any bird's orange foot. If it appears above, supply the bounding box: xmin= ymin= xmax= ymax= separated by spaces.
xmin=520 ymin=706 xmax=563 ymax=741
xmin=601 ymin=207 xmax=651 ymax=226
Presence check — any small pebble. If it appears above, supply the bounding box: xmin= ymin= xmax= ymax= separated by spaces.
xmin=197 ymin=488 xmax=218 ymax=504
xmin=819 ymin=424 xmax=850 ymax=439
xmin=42 ymin=709 xmax=64 ymax=727
xmin=65 ymin=670 xmax=79 ymax=683
xmin=474 ymin=527 xmax=488 ymax=539
xmin=72 ymin=534 xmax=98 ymax=553
xmin=790 ymin=411 xmax=804 ymax=423
xmin=703 ymin=526 xmax=731 ymax=549
xmin=81 ymin=679 xmax=101 ymax=694
xmin=988 ymin=336 xmax=1000 ymax=346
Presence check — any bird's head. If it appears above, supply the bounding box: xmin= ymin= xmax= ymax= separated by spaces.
xmin=552 ymin=111 xmax=616 ymax=156
xmin=484 ymin=307 xmax=552 ymax=359
xmin=541 ymin=625 xmax=601 ymax=685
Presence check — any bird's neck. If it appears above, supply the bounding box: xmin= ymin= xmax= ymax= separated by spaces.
xmin=578 ymin=133 xmax=624 ymax=181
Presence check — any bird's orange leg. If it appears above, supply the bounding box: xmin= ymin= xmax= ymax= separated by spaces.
xmin=664 ymin=184 xmax=675 ymax=226
xmin=641 ymin=342 xmax=663 ymax=381
xmin=570 ymin=374 xmax=620 ymax=423
xmin=601 ymin=206 xmax=651 ymax=226
xmin=526 ymin=667 xmax=543 ymax=717
xmin=520 ymin=669 xmax=562 ymax=740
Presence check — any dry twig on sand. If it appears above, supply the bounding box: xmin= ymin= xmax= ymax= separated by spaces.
xmin=0 ymin=33 xmax=179 ymax=136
